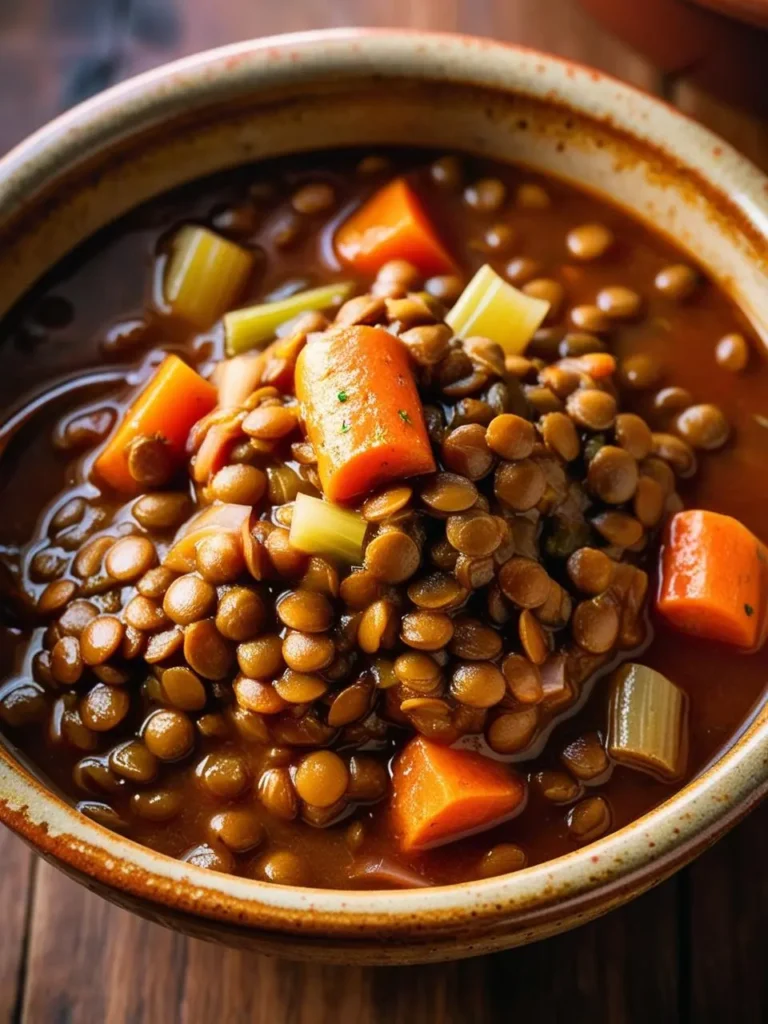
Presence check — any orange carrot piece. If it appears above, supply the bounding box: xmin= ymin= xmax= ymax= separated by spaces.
xmin=658 ymin=509 xmax=768 ymax=649
xmin=335 ymin=177 xmax=455 ymax=276
xmin=94 ymin=355 xmax=217 ymax=494
xmin=391 ymin=736 xmax=526 ymax=852
xmin=295 ymin=325 xmax=436 ymax=502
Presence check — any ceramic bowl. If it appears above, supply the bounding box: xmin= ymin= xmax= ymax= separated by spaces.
xmin=0 ymin=29 xmax=766 ymax=965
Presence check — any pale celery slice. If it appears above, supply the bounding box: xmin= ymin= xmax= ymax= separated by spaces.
xmin=224 ymin=281 xmax=353 ymax=356
xmin=607 ymin=663 xmax=688 ymax=782
xmin=445 ymin=263 xmax=550 ymax=354
xmin=164 ymin=225 xmax=254 ymax=330
xmin=289 ymin=492 xmax=367 ymax=564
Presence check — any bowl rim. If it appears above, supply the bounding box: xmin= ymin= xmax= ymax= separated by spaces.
xmin=1 ymin=26 xmax=767 ymax=940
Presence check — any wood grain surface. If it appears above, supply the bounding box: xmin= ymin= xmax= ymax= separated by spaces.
xmin=0 ymin=2 xmax=766 ymax=1022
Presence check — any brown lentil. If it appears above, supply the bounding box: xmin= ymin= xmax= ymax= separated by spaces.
xmin=715 ymin=332 xmax=749 ymax=372
xmin=209 ymin=808 xmax=264 ymax=853
xmin=539 ymin=412 xmax=580 ymax=461
xmin=79 ymin=615 xmax=124 ymax=666
xmin=450 ymin=662 xmax=506 ymax=708
xmin=620 ymin=353 xmax=662 ymax=390
xmin=573 ymin=596 xmax=620 ymax=654
xmin=364 ymin=530 xmax=420 ymax=583
xmin=565 ymin=389 xmax=617 ymax=431
xmin=162 ymin=574 xmax=216 ymax=625
xmin=184 ymin=619 xmax=234 ymax=680
xmin=568 ymin=796 xmax=611 ymax=842
xmin=277 ymin=590 xmax=332 ymax=633
xmin=449 ymin=619 xmax=503 ymax=661
xmin=143 ymin=709 xmax=194 ymax=761
xmin=592 ymin=511 xmax=644 ymax=548
xmin=536 ymin=770 xmax=582 ymax=804
xmin=651 ymin=432 xmax=697 ymax=477
xmin=51 ymin=636 xmax=83 ymax=685
xmin=655 ymin=263 xmax=698 ymax=300
xmin=400 ymin=610 xmax=454 ymax=651
xmin=215 ymin=586 xmax=266 ymax=641
xmin=587 ymin=445 xmax=639 ymax=504
xmin=81 ymin=684 xmax=130 ymax=731
xmin=487 ymin=707 xmax=539 ymax=753
xmin=144 ymin=627 xmax=184 ymax=663
xmin=162 ymin=666 xmax=207 ymax=711
xmin=501 ymin=654 xmax=543 ymax=704
xmin=676 ymin=403 xmax=730 ymax=451
xmin=127 ymin=435 xmax=174 ymax=488
xmin=519 ymin=609 xmax=550 ymax=665
xmin=614 ymin=413 xmax=653 ymax=460
xmin=498 ymin=557 xmax=550 ymax=609
xmin=210 ymin=464 xmax=267 ymax=505
xmin=566 ymin=223 xmax=614 ymax=260
xmin=441 ymin=424 xmax=494 ymax=480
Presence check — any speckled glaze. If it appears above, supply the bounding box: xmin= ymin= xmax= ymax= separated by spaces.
xmin=0 ymin=30 xmax=766 ymax=965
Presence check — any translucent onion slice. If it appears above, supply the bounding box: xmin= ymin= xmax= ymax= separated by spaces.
xmin=163 ymin=503 xmax=251 ymax=572
xmin=164 ymin=226 xmax=254 ymax=329
xmin=224 ymin=281 xmax=353 ymax=356
xmin=445 ymin=263 xmax=550 ymax=354
xmin=289 ymin=493 xmax=367 ymax=565
xmin=607 ymin=663 xmax=688 ymax=782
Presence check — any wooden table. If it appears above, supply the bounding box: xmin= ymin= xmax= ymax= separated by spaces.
xmin=1 ymin=3 xmax=766 ymax=1022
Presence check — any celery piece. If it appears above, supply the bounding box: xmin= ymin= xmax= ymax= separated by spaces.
xmin=445 ymin=263 xmax=550 ymax=354
xmin=607 ymin=663 xmax=688 ymax=782
xmin=224 ymin=281 xmax=354 ymax=356
xmin=164 ymin=226 xmax=254 ymax=330
xmin=289 ymin=492 xmax=367 ymax=565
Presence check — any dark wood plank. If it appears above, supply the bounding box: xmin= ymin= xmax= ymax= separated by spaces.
xmin=685 ymin=806 xmax=768 ymax=1024
xmin=117 ymin=0 xmax=658 ymax=90
xmin=0 ymin=832 xmax=35 ymax=1024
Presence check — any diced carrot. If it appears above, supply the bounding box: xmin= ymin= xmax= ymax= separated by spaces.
xmin=163 ymin=503 xmax=251 ymax=572
xmin=295 ymin=326 xmax=436 ymax=502
xmin=94 ymin=355 xmax=217 ymax=494
xmin=391 ymin=736 xmax=526 ymax=852
xmin=335 ymin=177 xmax=455 ymax=276
xmin=658 ymin=509 xmax=768 ymax=650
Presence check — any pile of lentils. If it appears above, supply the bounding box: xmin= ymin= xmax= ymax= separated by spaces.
xmin=5 ymin=216 xmax=736 ymax=878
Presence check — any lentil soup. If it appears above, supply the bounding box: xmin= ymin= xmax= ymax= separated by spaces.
xmin=0 ymin=149 xmax=765 ymax=889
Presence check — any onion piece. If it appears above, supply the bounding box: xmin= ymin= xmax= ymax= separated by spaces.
xmin=445 ymin=263 xmax=550 ymax=354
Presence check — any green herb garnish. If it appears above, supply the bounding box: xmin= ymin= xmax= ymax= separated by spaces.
xmin=745 ymin=603 xmax=755 ymax=617
xmin=340 ymin=420 xmax=350 ymax=434
xmin=398 ymin=409 xmax=412 ymax=425
xmin=337 ymin=390 xmax=348 ymax=403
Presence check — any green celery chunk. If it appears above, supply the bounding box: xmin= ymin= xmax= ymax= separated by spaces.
xmin=224 ymin=281 xmax=353 ymax=356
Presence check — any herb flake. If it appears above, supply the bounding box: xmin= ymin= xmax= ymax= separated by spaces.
xmin=340 ymin=420 xmax=350 ymax=434
xmin=745 ymin=603 xmax=755 ymax=617
xmin=398 ymin=409 xmax=412 ymax=425
xmin=337 ymin=390 xmax=348 ymax=403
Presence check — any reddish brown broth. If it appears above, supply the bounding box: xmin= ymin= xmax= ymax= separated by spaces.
xmin=0 ymin=148 xmax=766 ymax=888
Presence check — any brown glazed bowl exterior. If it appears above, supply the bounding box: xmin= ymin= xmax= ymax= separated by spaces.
xmin=0 ymin=30 xmax=766 ymax=965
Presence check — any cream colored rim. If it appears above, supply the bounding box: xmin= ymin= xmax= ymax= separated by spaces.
xmin=0 ymin=29 xmax=766 ymax=936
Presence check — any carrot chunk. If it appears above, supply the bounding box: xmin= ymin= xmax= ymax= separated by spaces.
xmin=295 ymin=325 xmax=436 ymax=502
xmin=335 ymin=178 xmax=455 ymax=276
xmin=94 ymin=355 xmax=217 ymax=494
xmin=658 ymin=509 xmax=768 ymax=650
xmin=391 ymin=736 xmax=526 ymax=852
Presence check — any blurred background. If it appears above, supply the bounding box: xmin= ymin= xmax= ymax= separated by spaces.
xmin=0 ymin=2 xmax=766 ymax=1023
